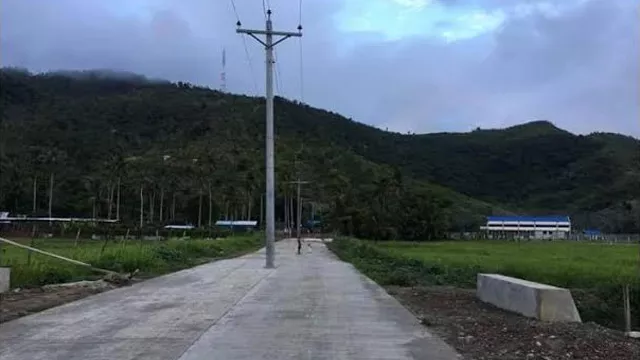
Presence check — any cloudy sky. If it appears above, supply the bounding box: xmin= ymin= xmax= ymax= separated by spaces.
xmin=1 ymin=0 xmax=638 ymax=136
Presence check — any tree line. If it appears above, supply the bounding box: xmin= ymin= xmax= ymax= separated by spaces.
xmin=4 ymin=68 xmax=637 ymax=235
xmin=0 ymin=69 xmax=463 ymax=240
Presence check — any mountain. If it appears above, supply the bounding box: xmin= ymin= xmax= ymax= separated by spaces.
xmin=0 ymin=68 xmax=638 ymax=235
xmin=372 ymin=122 xmax=639 ymax=210
xmin=258 ymin=93 xmax=640 ymax=232
xmin=373 ymin=123 xmax=640 ymax=232
xmin=0 ymin=68 xmax=503 ymax=240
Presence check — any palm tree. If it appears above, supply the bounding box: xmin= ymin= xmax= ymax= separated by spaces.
xmin=38 ymin=147 xmax=67 ymax=220
xmin=123 ymin=156 xmax=150 ymax=228
xmin=202 ymin=153 xmax=218 ymax=227
xmin=158 ymin=154 xmax=172 ymax=223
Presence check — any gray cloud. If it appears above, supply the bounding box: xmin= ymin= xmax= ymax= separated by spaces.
xmin=1 ymin=0 xmax=637 ymax=137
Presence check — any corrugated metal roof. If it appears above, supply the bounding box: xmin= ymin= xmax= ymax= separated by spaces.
xmin=487 ymin=216 xmax=570 ymax=222
xmin=164 ymin=225 xmax=195 ymax=229
xmin=215 ymin=220 xmax=258 ymax=226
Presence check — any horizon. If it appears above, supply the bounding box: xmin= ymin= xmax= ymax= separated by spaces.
xmin=8 ymin=66 xmax=636 ymax=140
xmin=1 ymin=1 xmax=638 ymax=138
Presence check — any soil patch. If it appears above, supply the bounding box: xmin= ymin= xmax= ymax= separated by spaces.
xmin=0 ymin=279 xmax=130 ymax=324
xmin=388 ymin=285 xmax=639 ymax=360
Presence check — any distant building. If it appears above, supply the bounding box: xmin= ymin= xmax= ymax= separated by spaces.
xmin=164 ymin=224 xmax=195 ymax=230
xmin=582 ymin=229 xmax=601 ymax=240
xmin=480 ymin=216 xmax=571 ymax=240
xmin=0 ymin=212 xmax=117 ymax=224
xmin=304 ymin=220 xmax=322 ymax=230
xmin=215 ymin=220 xmax=258 ymax=231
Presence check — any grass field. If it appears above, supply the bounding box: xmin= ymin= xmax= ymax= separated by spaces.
xmin=328 ymin=238 xmax=640 ymax=329
xmin=0 ymin=235 xmax=263 ymax=288
xmin=377 ymin=241 xmax=639 ymax=288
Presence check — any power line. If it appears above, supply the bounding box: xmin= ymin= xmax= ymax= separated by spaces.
xmin=229 ymin=0 xmax=240 ymax=20
xmin=229 ymin=0 xmax=258 ymax=94
xmin=241 ymin=36 xmax=259 ymax=94
xmin=298 ymin=40 xmax=304 ymax=102
xmin=298 ymin=0 xmax=304 ymax=102
xmin=274 ymin=50 xmax=282 ymax=95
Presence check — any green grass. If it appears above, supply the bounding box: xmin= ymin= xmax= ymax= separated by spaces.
xmin=377 ymin=241 xmax=639 ymax=288
xmin=0 ymin=235 xmax=263 ymax=288
xmin=328 ymin=238 xmax=640 ymax=330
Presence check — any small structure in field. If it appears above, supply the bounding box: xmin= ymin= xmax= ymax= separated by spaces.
xmin=582 ymin=229 xmax=602 ymax=240
xmin=480 ymin=215 xmax=571 ymax=240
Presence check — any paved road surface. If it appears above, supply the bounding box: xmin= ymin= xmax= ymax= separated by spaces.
xmin=0 ymin=239 xmax=459 ymax=360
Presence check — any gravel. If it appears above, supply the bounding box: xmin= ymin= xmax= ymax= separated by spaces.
xmin=387 ymin=285 xmax=639 ymax=360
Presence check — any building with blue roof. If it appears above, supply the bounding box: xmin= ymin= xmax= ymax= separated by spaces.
xmin=481 ymin=215 xmax=571 ymax=240
xmin=582 ymin=229 xmax=601 ymax=240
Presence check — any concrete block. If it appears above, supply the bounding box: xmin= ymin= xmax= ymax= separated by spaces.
xmin=0 ymin=267 xmax=10 ymax=293
xmin=627 ymin=331 xmax=640 ymax=339
xmin=477 ymin=273 xmax=581 ymax=322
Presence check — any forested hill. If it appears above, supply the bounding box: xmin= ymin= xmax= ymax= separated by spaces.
xmin=351 ymin=121 xmax=640 ymax=232
xmin=0 ymin=68 xmax=500 ymax=239
xmin=0 ymin=68 xmax=638 ymax=234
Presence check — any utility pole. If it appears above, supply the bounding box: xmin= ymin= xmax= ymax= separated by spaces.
xmin=287 ymin=179 xmax=310 ymax=254
xmin=237 ymin=10 xmax=302 ymax=268
xmin=220 ymin=47 xmax=227 ymax=92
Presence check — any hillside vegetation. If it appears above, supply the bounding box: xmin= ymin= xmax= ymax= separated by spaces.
xmin=298 ymin=115 xmax=640 ymax=232
xmin=0 ymin=68 xmax=500 ymax=240
xmin=1 ymin=68 xmax=638 ymax=235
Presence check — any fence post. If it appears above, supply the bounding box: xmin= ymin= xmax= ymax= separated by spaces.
xmin=623 ymin=285 xmax=631 ymax=334
xmin=27 ymin=225 xmax=37 ymax=265
xmin=74 ymin=228 xmax=81 ymax=247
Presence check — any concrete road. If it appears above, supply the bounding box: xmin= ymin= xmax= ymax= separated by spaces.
xmin=0 ymin=239 xmax=459 ymax=360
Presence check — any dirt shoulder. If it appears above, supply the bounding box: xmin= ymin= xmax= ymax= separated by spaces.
xmin=0 ymin=238 xmax=268 ymax=324
xmin=0 ymin=279 xmax=132 ymax=324
xmin=387 ymin=286 xmax=639 ymax=360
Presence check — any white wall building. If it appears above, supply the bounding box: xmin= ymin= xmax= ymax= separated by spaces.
xmin=480 ymin=216 xmax=571 ymax=240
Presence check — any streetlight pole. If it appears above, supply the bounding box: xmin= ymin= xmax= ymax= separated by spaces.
xmin=237 ymin=10 xmax=302 ymax=268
